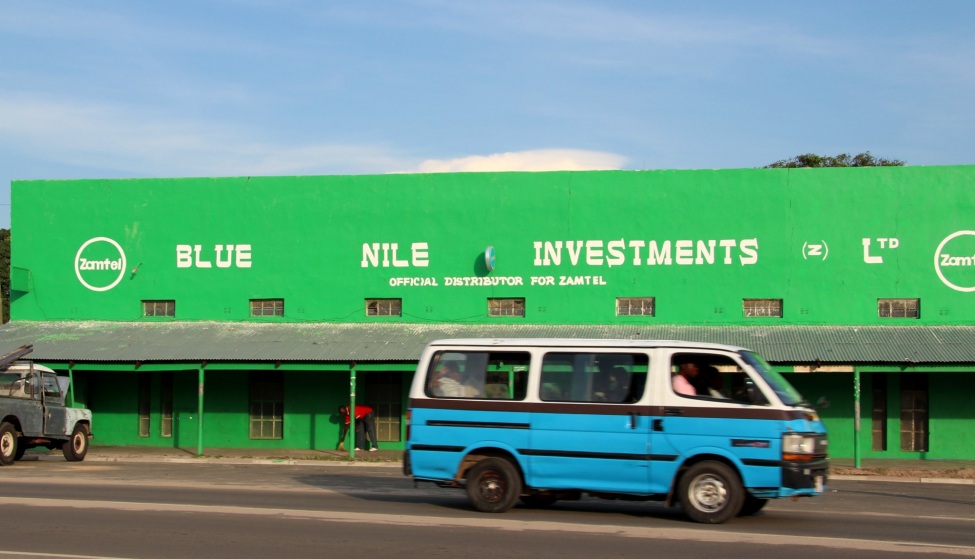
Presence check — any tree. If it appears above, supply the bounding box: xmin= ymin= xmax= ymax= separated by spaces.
xmin=0 ymin=229 xmax=8 ymax=323
xmin=764 ymin=152 xmax=905 ymax=168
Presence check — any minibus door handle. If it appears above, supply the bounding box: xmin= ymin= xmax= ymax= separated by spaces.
xmin=629 ymin=412 xmax=638 ymax=429
xmin=652 ymin=419 xmax=663 ymax=432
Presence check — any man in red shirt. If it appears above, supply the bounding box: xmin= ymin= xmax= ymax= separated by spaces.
xmin=339 ymin=405 xmax=379 ymax=451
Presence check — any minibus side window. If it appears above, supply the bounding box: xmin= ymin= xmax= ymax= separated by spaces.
xmin=425 ymin=351 xmax=529 ymax=400
xmin=670 ymin=352 xmax=768 ymax=405
xmin=540 ymin=352 xmax=648 ymax=403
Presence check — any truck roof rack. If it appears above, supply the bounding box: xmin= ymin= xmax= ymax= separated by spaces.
xmin=0 ymin=345 xmax=34 ymax=370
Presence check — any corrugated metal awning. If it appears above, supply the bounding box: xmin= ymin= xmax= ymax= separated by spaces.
xmin=2 ymin=321 xmax=975 ymax=365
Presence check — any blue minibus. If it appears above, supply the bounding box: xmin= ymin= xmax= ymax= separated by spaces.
xmin=403 ymin=339 xmax=828 ymax=524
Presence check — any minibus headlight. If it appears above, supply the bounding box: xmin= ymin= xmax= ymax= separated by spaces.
xmin=782 ymin=433 xmax=817 ymax=461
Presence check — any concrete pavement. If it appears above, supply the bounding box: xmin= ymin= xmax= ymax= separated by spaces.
xmin=23 ymin=445 xmax=975 ymax=484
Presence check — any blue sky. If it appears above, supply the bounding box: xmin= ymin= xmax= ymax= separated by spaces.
xmin=2 ymin=1 xmax=973 ymax=230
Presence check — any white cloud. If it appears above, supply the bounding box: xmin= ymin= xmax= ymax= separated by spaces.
xmin=410 ymin=149 xmax=627 ymax=173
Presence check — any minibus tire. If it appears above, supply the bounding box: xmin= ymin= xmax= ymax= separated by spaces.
xmin=520 ymin=493 xmax=558 ymax=508
xmin=465 ymin=457 xmax=522 ymax=513
xmin=678 ymin=461 xmax=743 ymax=524
xmin=738 ymin=492 xmax=769 ymax=516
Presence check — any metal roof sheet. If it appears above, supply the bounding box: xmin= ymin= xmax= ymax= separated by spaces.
xmin=1 ymin=321 xmax=974 ymax=365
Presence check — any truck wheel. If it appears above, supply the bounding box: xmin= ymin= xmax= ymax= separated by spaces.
xmin=465 ymin=457 xmax=522 ymax=513
xmin=0 ymin=422 xmax=16 ymax=466
xmin=14 ymin=439 xmax=26 ymax=461
xmin=678 ymin=461 xmax=743 ymax=524
xmin=62 ymin=424 xmax=90 ymax=462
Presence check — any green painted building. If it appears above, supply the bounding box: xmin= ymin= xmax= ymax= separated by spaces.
xmin=4 ymin=166 xmax=975 ymax=460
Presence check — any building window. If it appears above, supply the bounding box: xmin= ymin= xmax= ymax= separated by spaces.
xmin=871 ymin=374 xmax=887 ymax=451
xmin=366 ymin=298 xmax=402 ymax=317
xmin=138 ymin=373 xmax=150 ymax=438
xmin=160 ymin=372 xmax=173 ymax=438
xmin=743 ymin=299 xmax=783 ymax=317
xmin=617 ymin=297 xmax=655 ymax=316
xmin=250 ymin=298 xmax=284 ymax=317
xmin=143 ymin=300 xmax=175 ymax=317
xmin=369 ymin=371 xmax=404 ymax=442
xmin=879 ymin=298 xmax=919 ymax=318
xmin=249 ymin=372 xmax=283 ymax=439
xmin=900 ymin=373 xmax=928 ymax=452
xmin=488 ymin=298 xmax=525 ymax=317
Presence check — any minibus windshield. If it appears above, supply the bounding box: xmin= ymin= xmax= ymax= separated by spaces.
xmin=740 ymin=351 xmax=806 ymax=407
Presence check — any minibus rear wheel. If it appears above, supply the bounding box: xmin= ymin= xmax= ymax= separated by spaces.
xmin=465 ymin=457 xmax=522 ymax=513
xmin=678 ymin=461 xmax=743 ymax=524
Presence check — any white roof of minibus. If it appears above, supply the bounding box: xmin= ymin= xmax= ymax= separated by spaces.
xmin=424 ymin=338 xmax=751 ymax=352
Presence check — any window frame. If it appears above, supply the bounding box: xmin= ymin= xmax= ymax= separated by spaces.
xmin=878 ymin=298 xmax=920 ymax=319
xmin=488 ymin=297 xmax=525 ymax=317
xmin=743 ymin=298 xmax=783 ymax=318
xmin=250 ymin=298 xmax=284 ymax=317
xmin=142 ymin=299 xmax=175 ymax=317
xmin=616 ymin=297 xmax=655 ymax=317
xmin=366 ymin=298 xmax=402 ymax=317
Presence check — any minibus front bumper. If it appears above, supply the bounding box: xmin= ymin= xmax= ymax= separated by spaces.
xmin=781 ymin=458 xmax=828 ymax=496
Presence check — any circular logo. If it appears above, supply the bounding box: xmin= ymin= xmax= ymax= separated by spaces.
xmin=484 ymin=246 xmax=496 ymax=272
xmin=74 ymin=237 xmax=127 ymax=292
xmin=934 ymin=231 xmax=975 ymax=292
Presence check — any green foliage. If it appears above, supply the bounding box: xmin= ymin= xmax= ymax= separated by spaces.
xmin=0 ymin=229 xmax=8 ymax=323
xmin=765 ymin=152 xmax=905 ymax=169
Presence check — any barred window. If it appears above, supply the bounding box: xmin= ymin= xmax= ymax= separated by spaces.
xmin=743 ymin=299 xmax=783 ymax=318
xmin=878 ymin=298 xmax=919 ymax=318
xmin=488 ymin=298 xmax=525 ymax=317
xmin=250 ymin=299 xmax=284 ymax=317
xmin=366 ymin=298 xmax=402 ymax=317
xmin=142 ymin=300 xmax=175 ymax=317
xmin=249 ymin=372 xmax=283 ymax=440
xmin=617 ymin=297 xmax=655 ymax=316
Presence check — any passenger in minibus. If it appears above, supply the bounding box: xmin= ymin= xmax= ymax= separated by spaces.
xmin=672 ymin=356 xmax=699 ymax=396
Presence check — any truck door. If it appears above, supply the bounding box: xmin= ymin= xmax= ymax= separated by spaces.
xmin=42 ymin=373 xmax=68 ymax=437
xmin=19 ymin=372 xmax=44 ymax=437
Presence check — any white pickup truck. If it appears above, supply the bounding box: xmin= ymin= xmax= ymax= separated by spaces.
xmin=0 ymin=345 xmax=93 ymax=465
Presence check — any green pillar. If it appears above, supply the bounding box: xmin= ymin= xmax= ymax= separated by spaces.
xmin=67 ymin=363 xmax=75 ymax=407
xmin=349 ymin=363 xmax=357 ymax=460
xmin=853 ymin=368 xmax=861 ymax=468
xmin=197 ymin=367 xmax=205 ymax=457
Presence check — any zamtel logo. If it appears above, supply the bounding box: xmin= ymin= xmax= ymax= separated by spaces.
xmin=934 ymin=231 xmax=975 ymax=292
xmin=74 ymin=237 xmax=127 ymax=292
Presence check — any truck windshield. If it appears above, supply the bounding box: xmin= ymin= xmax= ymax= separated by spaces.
xmin=740 ymin=351 xmax=806 ymax=407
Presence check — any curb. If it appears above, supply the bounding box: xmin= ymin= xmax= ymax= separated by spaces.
xmin=82 ymin=455 xmax=402 ymax=468
xmin=829 ymin=474 xmax=974 ymax=485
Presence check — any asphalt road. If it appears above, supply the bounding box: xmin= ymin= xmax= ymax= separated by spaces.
xmin=0 ymin=460 xmax=973 ymax=559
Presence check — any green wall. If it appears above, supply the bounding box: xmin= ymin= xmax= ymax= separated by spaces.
xmin=12 ymin=167 xmax=975 ymax=326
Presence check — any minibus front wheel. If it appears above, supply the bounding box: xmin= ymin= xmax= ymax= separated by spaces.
xmin=678 ymin=461 xmax=744 ymax=524
xmin=465 ymin=457 xmax=522 ymax=513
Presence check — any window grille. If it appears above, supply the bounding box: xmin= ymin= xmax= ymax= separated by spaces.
xmin=249 ymin=372 xmax=284 ymax=439
xmin=899 ymin=373 xmax=928 ymax=452
xmin=743 ymin=299 xmax=783 ymax=317
xmin=488 ymin=298 xmax=525 ymax=317
xmin=366 ymin=298 xmax=402 ymax=317
xmin=142 ymin=300 xmax=175 ymax=317
xmin=617 ymin=297 xmax=655 ymax=316
xmin=250 ymin=299 xmax=284 ymax=317
xmin=878 ymin=298 xmax=919 ymax=318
